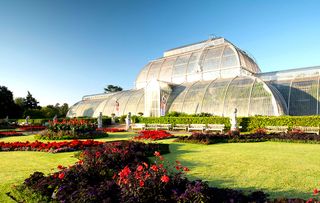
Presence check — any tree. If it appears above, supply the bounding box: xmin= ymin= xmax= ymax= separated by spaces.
xmin=23 ymin=91 xmax=40 ymax=110
xmin=104 ymin=85 xmax=123 ymax=93
xmin=0 ymin=86 xmax=17 ymax=118
xmin=59 ymin=103 xmax=69 ymax=117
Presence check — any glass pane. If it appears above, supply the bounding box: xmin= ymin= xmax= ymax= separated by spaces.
xmin=223 ymin=77 xmax=254 ymax=117
xmin=201 ymin=78 xmax=232 ymax=116
xmin=147 ymin=61 xmax=163 ymax=81
xmin=289 ymin=76 xmax=318 ymax=115
xmin=158 ymin=58 xmax=175 ymax=83
xmin=181 ymin=81 xmax=209 ymax=114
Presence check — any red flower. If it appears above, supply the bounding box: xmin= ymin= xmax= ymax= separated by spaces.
xmin=78 ymin=160 xmax=84 ymax=165
xmin=58 ymin=173 xmax=65 ymax=179
xmin=142 ymin=162 xmax=148 ymax=168
xmin=57 ymin=165 xmax=64 ymax=170
xmin=175 ymin=166 xmax=181 ymax=170
xmin=150 ymin=165 xmax=158 ymax=172
xmin=183 ymin=167 xmax=190 ymax=172
xmin=137 ymin=165 xmax=144 ymax=172
xmin=313 ymin=188 xmax=319 ymax=195
xmin=139 ymin=180 xmax=145 ymax=187
xmin=119 ymin=166 xmax=131 ymax=178
xmin=95 ymin=151 xmax=101 ymax=158
xmin=154 ymin=151 xmax=161 ymax=157
xmin=306 ymin=198 xmax=313 ymax=203
xmin=175 ymin=160 xmax=181 ymax=165
xmin=160 ymin=175 xmax=170 ymax=183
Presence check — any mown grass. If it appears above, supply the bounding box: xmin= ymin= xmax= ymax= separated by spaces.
xmin=159 ymin=139 xmax=320 ymax=200
xmin=1 ymin=133 xmax=320 ymax=201
xmin=0 ymin=151 xmax=77 ymax=202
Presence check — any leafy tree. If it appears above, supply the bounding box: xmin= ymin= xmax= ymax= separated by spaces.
xmin=0 ymin=86 xmax=17 ymax=118
xmin=59 ymin=103 xmax=69 ymax=117
xmin=104 ymin=85 xmax=123 ymax=93
xmin=15 ymin=97 xmax=24 ymax=107
xmin=23 ymin=91 xmax=40 ymax=110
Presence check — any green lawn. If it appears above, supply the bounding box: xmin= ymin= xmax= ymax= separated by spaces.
xmin=160 ymin=139 xmax=320 ymax=200
xmin=0 ymin=151 xmax=77 ymax=202
xmin=1 ymin=133 xmax=320 ymax=201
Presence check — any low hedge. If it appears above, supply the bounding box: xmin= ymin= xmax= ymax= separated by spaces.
xmin=16 ymin=117 xmax=112 ymax=126
xmin=175 ymin=132 xmax=320 ymax=145
xmin=136 ymin=116 xmax=320 ymax=132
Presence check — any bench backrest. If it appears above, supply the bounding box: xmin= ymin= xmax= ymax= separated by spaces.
xmin=189 ymin=124 xmax=206 ymax=128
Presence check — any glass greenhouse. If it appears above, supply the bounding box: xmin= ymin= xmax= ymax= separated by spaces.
xmin=67 ymin=38 xmax=320 ymax=118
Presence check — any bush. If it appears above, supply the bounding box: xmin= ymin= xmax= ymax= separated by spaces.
xmin=133 ymin=130 xmax=174 ymax=141
xmin=175 ymin=132 xmax=320 ymax=145
xmin=11 ymin=141 xmax=170 ymax=202
xmin=136 ymin=115 xmax=320 ymax=132
xmin=11 ymin=141 xmax=268 ymax=203
xmin=36 ymin=119 xmax=108 ymax=140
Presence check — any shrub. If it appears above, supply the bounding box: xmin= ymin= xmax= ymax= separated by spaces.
xmin=36 ymin=119 xmax=108 ymax=140
xmin=136 ymin=115 xmax=320 ymax=132
xmin=175 ymin=132 xmax=320 ymax=145
xmin=0 ymin=131 xmax=23 ymax=138
xmin=10 ymin=141 xmax=170 ymax=202
xmin=133 ymin=130 xmax=174 ymax=141
xmin=0 ymin=140 xmax=104 ymax=152
xmin=97 ymin=128 xmax=126 ymax=133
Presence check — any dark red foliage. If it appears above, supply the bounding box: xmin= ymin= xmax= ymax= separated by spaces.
xmin=18 ymin=125 xmax=46 ymax=132
xmin=0 ymin=131 xmax=23 ymax=137
xmin=0 ymin=140 xmax=104 ymax=152
xmin=97 ymin=128 xmax=126 ymax=133
xmin=134 ymin=130 xmax=173 ymax=141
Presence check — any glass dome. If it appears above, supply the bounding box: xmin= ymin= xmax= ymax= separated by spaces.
xmin=67 ymin=38 xmax=320 ymax=118
xmin=135 ymin=38 xmax=260 ymax=89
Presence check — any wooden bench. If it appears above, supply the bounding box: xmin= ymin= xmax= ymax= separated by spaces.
xmin=131 ymin=123 xmax=146 ymax=130
xmin=172 ymin=124 xmax=189 ymax=131
xmin=145 ymin=124 xmax=158 ymax=130
xmin=205 ymin=124 xmax=225 ymax=133
xmin=188 ymin=124 xmax=206 ymax=132
xmin=155 ymin=124 xmax=172 ymax=130
xmin=145 ymin=124 xmax=172 ymax=130
xmin=265 ymin=126 xmax=288 ymax=133
xmin=293 ymin=126 xmax=320 ymax=135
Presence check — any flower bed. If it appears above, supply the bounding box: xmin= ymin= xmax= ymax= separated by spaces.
xmin=35 ymin=119 xmax=108 ymax=140
xmin=18 ymin=125 xmax=46 ymax=132
xmin=0 ymin=131 xmax=24 ymax=138
xmin=175 ymin=131 xmax=320 ymax=145
xmin=97 ymin=128 xmax=126 ymax=133
xmin=9 ymin=141 xmax=268 ymax=202
xmin=0 ymin=140 xmax=104 ymax=153
xmin=133 ymin=130 xmax=174 ymax=141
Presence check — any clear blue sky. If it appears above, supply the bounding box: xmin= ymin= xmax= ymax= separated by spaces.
xmin=0 ymin=0 xmax=320 ymax=106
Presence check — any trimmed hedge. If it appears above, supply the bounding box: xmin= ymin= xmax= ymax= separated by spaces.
xmin=136 ymin=116 xmax=320 ymax=132
xmin=16 ymin=117 xmax=112 ymax=126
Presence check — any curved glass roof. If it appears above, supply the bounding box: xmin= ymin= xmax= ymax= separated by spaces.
xmin=67 ymin=38 xmax=319 ymax=118
xmin=135 ymin=38 xmax=260 ymax=89
xmin=166 ymin=76 xmax=285 ymax=117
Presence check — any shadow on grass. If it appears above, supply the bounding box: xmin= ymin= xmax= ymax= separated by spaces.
xmin=161 ymin=141 xmax=312 ymax=200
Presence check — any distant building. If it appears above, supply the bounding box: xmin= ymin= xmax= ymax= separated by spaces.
xmin=67 ymin=38 xmax=320 ymax=117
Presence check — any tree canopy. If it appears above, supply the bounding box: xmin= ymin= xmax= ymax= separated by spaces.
xmin=0 ymin=86 xmax=17 ymax=118
xmin=23 ymin=91 xmax=40 ymax=110
xmin=104 ymin=85 xmax=123 ymax=93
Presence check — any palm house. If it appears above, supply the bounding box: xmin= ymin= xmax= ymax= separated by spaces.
xmin=67 ymin=37 xmax=320 ymax=118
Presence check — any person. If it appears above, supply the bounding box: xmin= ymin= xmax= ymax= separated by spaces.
xmin=125 ymin=112 xmax=131 ymax=131
xmin=25 ymin=116 xmax=30 ymax=125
